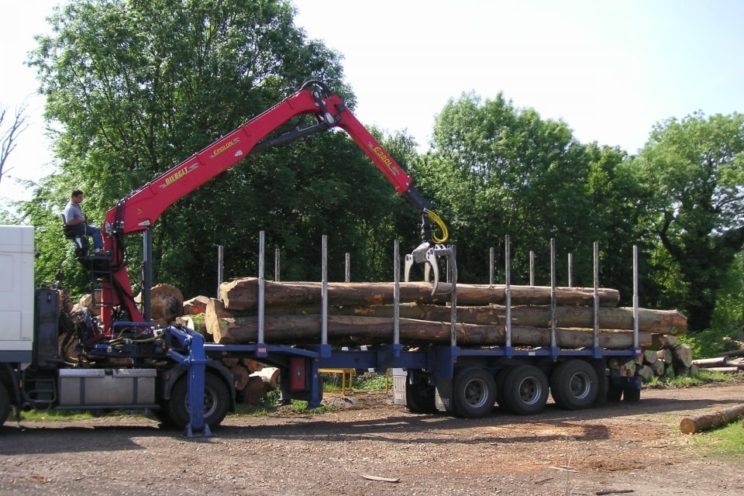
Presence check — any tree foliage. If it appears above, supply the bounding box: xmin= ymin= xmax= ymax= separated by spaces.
xmin=23 ymin=0 xmax=405 ymax=297
xmin=420 ymin=93 xmax=640 ymax=292
xmin=633 ymin=112 xmax=744 ymax=330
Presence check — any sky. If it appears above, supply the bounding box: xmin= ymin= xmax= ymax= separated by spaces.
xmin=1 ymin=0 xmax=743 ymax=206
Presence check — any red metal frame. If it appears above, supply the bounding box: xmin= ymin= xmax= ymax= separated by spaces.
xmin=98 ymin=84 xmax=418 ymax=334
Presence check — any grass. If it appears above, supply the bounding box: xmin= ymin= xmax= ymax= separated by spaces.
xmin=322 ymin=371 xmax=391 ymax=393
xmin=691 ymin=421 xmax=744 ymax=457
xmin=645 ymin=370 xmax=740 ymax=389
xmin=20 ymin=410 xmax=107 ymax=421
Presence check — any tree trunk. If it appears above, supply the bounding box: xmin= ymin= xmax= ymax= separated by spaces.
xmin=251 ymin=367 xmax=280 ymax=389
xmin=691 ymin=357 xmax=727 ymax=368
xmin=219 ymin=278 xmax=621 ymax=311
xmin=679 ymin=404 xmax=744 ymax=434
xmin=205 ymin=311 xmax=651 ymax=349
xmin=305 ymin=303 xmax=685 ymax=334
xmin=672 ymin=344 xmax=694 ymax=368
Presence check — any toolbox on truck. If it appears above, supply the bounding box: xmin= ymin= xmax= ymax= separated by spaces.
xmin=58 ymin=368 xmax=157 ymax=407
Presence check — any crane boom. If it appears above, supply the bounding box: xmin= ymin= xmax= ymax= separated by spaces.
xmin=97 ymin=82 xmax=448 ymax=334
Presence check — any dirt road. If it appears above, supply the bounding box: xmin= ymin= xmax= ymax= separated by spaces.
xmin=1 ymin=382 xmax=743 ymax=496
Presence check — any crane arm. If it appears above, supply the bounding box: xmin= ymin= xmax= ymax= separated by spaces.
xmin=98 ymin=82 xmax=449 ymax=334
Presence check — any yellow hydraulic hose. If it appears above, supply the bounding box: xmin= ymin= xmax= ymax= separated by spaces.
xmin=425 ymin=209 xmax=449 ymax=244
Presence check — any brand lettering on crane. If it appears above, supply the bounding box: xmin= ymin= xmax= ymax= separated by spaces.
xmin=160 ymin=163 xmax=199 ymax=189
xmin=372 ymin=145 xmax=399 ymax=175
xmin=210 ymin=137 xmax=241 ymax=158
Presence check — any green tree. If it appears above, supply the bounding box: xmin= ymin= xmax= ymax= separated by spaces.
xmin=422 ymin=93 xmax=601 ymax=285
xmin=634 ymin=112 xmax=744 ymax=331
xmin=21 ymin=0 xmax=405 ymax=297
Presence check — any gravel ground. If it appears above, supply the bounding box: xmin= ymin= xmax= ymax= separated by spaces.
xmin=1 ymin=381 xmax=743 ymax=496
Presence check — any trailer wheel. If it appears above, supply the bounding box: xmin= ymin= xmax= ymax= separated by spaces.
xmin=453 ymin=368 xmax=496 ymax=418
xmin=405 ymin=373 xmax=436 ymax=413
xmin=167 ymin=372 xmax=230 ymax=430
xmin=0 ymin=382 xmax=10 ymax=427
xmin=500 ymin=365 xmax=549 ymax=415
xmin=550 ymin=360 xmax=599 ymax=410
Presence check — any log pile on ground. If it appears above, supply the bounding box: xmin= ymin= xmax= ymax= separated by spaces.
xmin=609 ymin=335 xmax=698 ymax=381
xmin=691 ymin=343 xmax=744 ymax=374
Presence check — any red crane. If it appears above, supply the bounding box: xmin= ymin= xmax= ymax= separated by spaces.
xmin=96 ymin=81 xmax=450 ymax=335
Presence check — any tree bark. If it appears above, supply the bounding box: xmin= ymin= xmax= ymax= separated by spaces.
xmin=680 ymin=404 xmax=744 ymax=434
xmin=219 ymin=278 xmax=621 ymax=311
xmin=251 ymin=367 xmax=280 ymax=389
xmin=205 ymin=311 xmax=651 ymax=349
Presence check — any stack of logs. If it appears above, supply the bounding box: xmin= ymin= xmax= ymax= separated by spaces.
xmin=690 ymin=337 xmax=744 ymax=374
xmin=610 ymin=335 xmax=696 ymax=381
xmin=178 ymin=278 xmax=688 ymax=386
xmin=179 ymin=295 xmax=280 ymax=404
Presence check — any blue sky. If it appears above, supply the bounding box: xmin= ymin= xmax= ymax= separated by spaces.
xmin=2 ymin=0 xmax=743 ymax=205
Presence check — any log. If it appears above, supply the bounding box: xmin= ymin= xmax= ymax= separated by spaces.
xmin=692 ymin=357 xmax=727 ymax=368
xmin=251 ymin=367 xmax=280 ymax=389
xmin=135 ymin=283 xmax=183 ymax=324
xmin=240 ymin=376 xmax=269 ymax=405
xmin=204 ymin=298 xmax=232 ymax=336
xmin=242 ymin=358 xmax=265 ymax=372
xmin=230 ymin=365 xmax=251 ymax=391
xmin=701 ymin=367 xmax=741 ymax=374
xmin=219 ymin=278 xmax=621 ymax=311
xmin=652 ymin=360 xmax=665 ymax=376
xmin=642 ymin=349 xmax=658 ymax=365
xmin=660 ymin=335 xmax=678 ymax=348
xmin=672 ymin=344 xmax=694 ymax=368
xmin=680 ymin=404 xmax=744 ymax=434
xmin=206 ymin=311 xmax=652 ymax=348
xmin=183 ymin=295 xmax=210 ymax=315
xmin=657 ymin=348 xmax=673 ymax=365
xmin=608 ymin=358 xmax=637 ymax=377
xmin=321 ymin=303 xmax=686 ymax=334
xmin=183 ymin=313 xmax=207 ymax=335
xmin=637 ymin=365 xmax=654 ymax=382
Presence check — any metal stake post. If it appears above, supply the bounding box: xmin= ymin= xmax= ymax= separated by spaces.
xmin=550 ymin=238 xmax=557 ymax=351
xmin=633 ymin=245 xmax=640 ymax=350
xmin=529 ymin=250 xmax=535 ymax=286
xmin=567 ymin=252 xmax=573 ymax=288
xmin=345 ymin=252 xmax=351 ymax=283
xmin=257 ymin=231 xmax=266 ymax=353
xmin=274 ymin=248 xmax=280 ymax=282
xmin=393 ymin=241 xmax=400 ymax=346
xmin=321 ymin=235 xmax=329 ymax=347
xmin=216 ymin=244 xmax=224 ymax=298
xmin=449 ymin=245 xmax=458 ymax=348
xmin=592 ymin=242 xmax=600 ymax=351
xmin=505 ymin=235 xmax=512 ymax=351
xmin=142 ymin=229 xmax=153 ymax=322
xmin=489 ymin=247 xmax=495 ymax=287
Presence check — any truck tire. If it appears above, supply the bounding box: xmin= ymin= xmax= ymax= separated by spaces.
xmin=166 ymin=372 xmax=230 ymax=430
xmin=0 ymin=382 xmax=10 ymax=427
xmin=550 ymin=360 xmax=599 ymax=410
xmin=499 ymin=364 xmax=549 ymax=415
xmin=405 ymin=373 xmax=436 ymax=414
xmin=453 ymin=368 xmax=496 ymax=418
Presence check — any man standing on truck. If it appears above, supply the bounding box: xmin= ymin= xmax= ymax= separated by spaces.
xmin=63 ymin=189 xmax=104 ymax=253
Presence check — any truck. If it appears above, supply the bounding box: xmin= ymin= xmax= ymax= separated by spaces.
xmin=0 ymin=81 xmax=641 ymax=436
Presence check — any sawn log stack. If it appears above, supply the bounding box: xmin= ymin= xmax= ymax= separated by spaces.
xmin=199 ymin=277 xmax=687 ymax=349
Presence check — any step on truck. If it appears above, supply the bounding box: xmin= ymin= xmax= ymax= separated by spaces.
xmin=0 ymin=81 xmax=641 ymax=435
